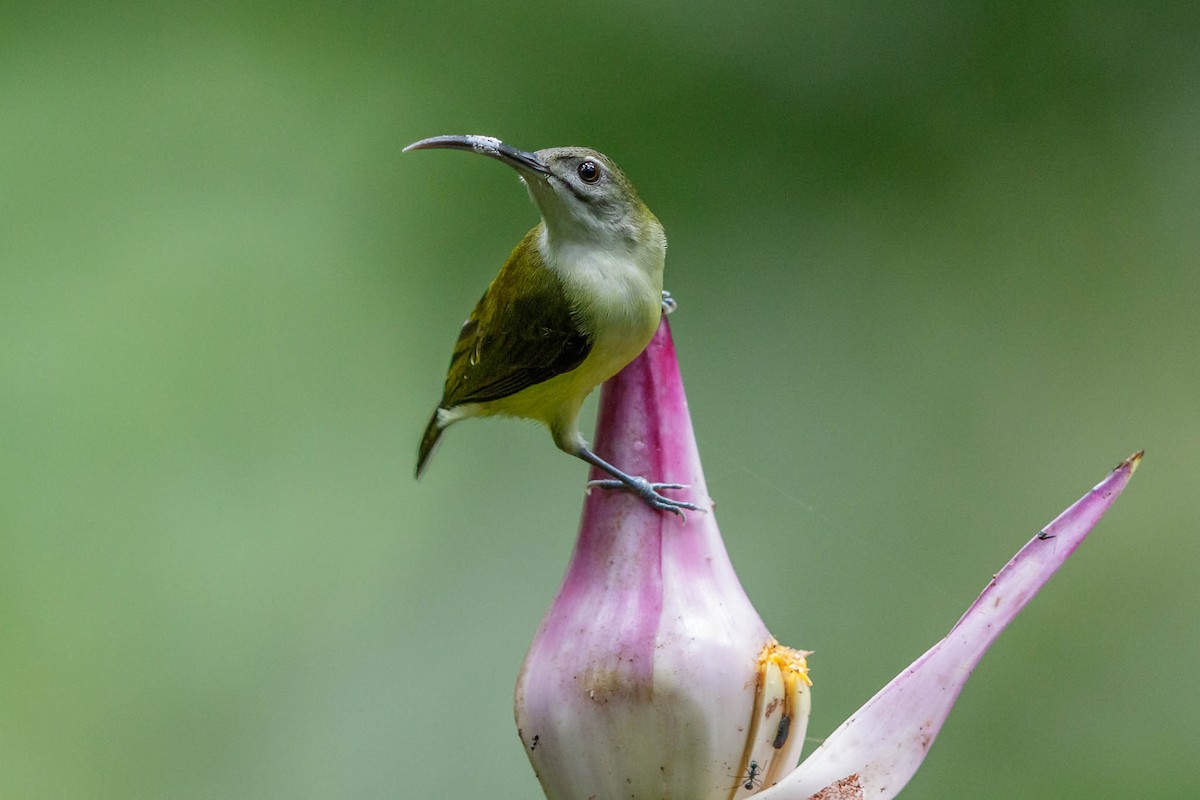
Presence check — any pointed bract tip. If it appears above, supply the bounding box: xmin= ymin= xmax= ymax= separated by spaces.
xmin=754 ymin=452 xmax=1141 ymax=800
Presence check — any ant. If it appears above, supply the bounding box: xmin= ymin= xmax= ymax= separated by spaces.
xmin=737 ymin=760 xmax=763 ymax=791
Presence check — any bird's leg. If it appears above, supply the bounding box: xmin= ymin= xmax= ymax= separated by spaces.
xmin=660 ymin=290 xmax=677 ymax=315
xmin=575 ymin=447 xmax=701 ymax=520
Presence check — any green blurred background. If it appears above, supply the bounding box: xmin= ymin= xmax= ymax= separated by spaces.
xmin=2 ymin=2 xmax=1196 ymax=797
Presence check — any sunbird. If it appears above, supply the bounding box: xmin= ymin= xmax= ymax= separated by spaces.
xmin=407 ymin=134 xmax=698 ymax=517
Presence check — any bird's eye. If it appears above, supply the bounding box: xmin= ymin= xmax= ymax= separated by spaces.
xmin=577 ymin=160 xmax=600 ymax=184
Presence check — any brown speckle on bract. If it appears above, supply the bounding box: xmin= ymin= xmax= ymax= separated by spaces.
xmin=810 ymin=774 xmax=865 ymax=800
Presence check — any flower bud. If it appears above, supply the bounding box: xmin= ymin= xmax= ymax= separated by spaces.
xmin=514 ymin=320 xmax=811 ymax=799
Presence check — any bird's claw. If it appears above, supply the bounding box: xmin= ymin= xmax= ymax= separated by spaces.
xmin=586 ymin=476 xmax=702 ymax=520
xmin=660 ymin=290 xmax=677 ymax=315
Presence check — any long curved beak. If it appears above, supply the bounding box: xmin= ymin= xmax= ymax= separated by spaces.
xmin=403 ymin=135 xmax=550 ymax=176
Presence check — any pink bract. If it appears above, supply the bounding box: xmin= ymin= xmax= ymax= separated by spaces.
xmin=514 ymin=318 xmax=1140 ymax=800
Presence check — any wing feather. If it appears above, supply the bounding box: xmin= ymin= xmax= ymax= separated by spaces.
xmin=439 ymin=228 xmax=592 ymax=409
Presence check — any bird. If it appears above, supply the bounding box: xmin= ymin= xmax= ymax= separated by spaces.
xmin=406 ymin=134 xmax=698 ymax=517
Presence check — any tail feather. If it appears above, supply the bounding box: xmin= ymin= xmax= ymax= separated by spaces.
xmin=415 ymin=409 xmax=445 ymax=479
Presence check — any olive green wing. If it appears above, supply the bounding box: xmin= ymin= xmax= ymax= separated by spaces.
xmin=439 ymin=242 xmax=592 ymax=409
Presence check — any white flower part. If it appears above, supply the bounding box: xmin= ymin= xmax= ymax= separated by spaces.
xmin=741 ymin=644 xmax=812 ymax=796
xmin=754 ymin=452 xmax=1141 ymax=800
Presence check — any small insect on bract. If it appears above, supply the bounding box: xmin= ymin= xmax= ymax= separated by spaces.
xmin=735 ymin=759 xmax=763 ymax=791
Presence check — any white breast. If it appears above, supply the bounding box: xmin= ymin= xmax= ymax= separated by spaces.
xmin=538 ymin=227 xmax=665 ymax=346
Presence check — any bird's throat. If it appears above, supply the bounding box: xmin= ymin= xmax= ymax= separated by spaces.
xmin=536 ymin=224 xmax=665 ymax=358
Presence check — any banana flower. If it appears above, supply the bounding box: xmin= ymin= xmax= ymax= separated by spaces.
xmin=514 ymin=319 xmax=1139 ymax=800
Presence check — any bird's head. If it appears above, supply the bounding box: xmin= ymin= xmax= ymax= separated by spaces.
xmin=404 ymin=135 xmax=658 ymax=252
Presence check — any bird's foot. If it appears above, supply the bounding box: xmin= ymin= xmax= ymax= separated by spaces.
xmin=661 ymin=290 xmax=677 ymax=315
xmin=586 ymin=475 xmax=702 ymax=520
